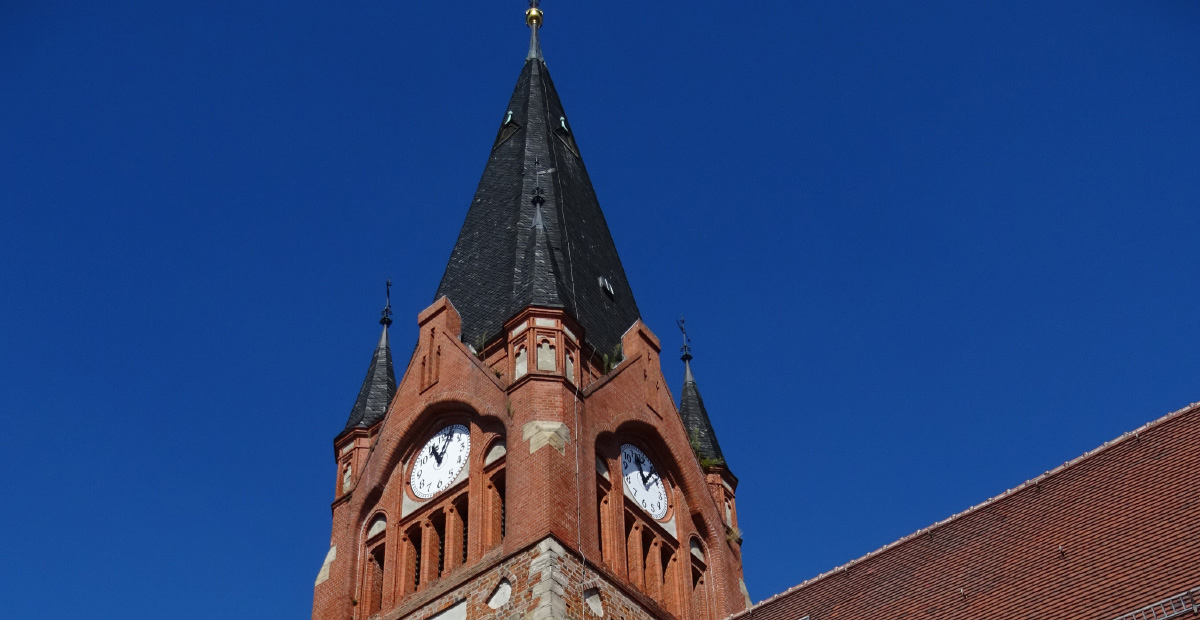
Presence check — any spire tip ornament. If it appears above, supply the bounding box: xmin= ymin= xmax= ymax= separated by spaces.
xmin=525 ymin=0 xmax=544 ymax=61
xmin=677 ymin=316 xmax=693 ymax=362
xmin=526 ymin=0 xmax=543 ymax=28
xmin=380 ymin=279 xmax=394 ymax=327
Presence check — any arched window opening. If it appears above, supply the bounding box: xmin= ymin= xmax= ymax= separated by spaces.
xmin=644 ymin=536 xmax=662 ymax=600
xmin=514 ymin=346 xmax=528 ymax=379
xmin=366 ymin=544 xmax=385 ymax=616
xmin=663 ymin=549 xmax=682 ymax=617
xmin=625 ymin=516 xmax=644 ymax=590
xmin=691 ymin=564 xmax=709 ymax=620
xmin=537 ymin=338 xmax=556 ymax=371
xmin=360 ymin=514 xmax=389 ymax=618
xmin=451 ymin=494 xmax=469 ymax=569
xmin=482 ymin=436 xmax=507 ymax=549
xmin=341 ymin=460 xmax=353 ymax=493
xmin=690 ymin=540 xmax=711 ymax=620
xmin=487 ymin=469 xmax=507 ymax=542
xmin=401 ymin=524 xmax=422 ymax=595
xmin=429 ymin=511 xmax=447 ymax=580
xmin=596 ymin=453 xmax=613 ymax=564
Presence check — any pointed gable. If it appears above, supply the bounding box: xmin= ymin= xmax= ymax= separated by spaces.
xmin=435 ymin=31 xmax=640 ymax=356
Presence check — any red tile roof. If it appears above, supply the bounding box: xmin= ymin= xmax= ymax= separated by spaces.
xmin=738 ymin=401 xmax=1200 ymax=620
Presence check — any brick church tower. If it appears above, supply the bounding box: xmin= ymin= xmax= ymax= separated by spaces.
xmin=312 ymin=5 xmax=751 ymax=620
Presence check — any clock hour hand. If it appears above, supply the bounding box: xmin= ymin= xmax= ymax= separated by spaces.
xmin=635 ymin=455 xmax=651 ymax=486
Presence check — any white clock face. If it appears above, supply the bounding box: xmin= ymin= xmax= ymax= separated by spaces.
xmin=621 ymin=443 xmax=669 ymax=520
xmin=410 ymin=424 xmax=471 ymax=499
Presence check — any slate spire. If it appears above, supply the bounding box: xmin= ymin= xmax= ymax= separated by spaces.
xmin=342 ymin=285 xmax=398 ymax=431
xmin=677 ymin=320 xmax=727 ymax=468
xmin=434 ymin=4 xmax=640 ymax=356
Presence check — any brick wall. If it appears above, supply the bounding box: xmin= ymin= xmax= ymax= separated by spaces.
xmin=377 ymin=537 xmax=678 ymax=620
xmin=313 ymin=299 xmax=748 ymax=620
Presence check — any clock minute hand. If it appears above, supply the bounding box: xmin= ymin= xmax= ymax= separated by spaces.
xmin=435 ymin=433 xmax=453 ymax=463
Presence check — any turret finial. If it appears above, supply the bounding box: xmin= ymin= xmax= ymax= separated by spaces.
xmin=677 ymin=316 xmax=695 ymax=383
xmin=526 ymin=0 xmax=543 ymax=28
xmin=677 ymin=316 xmax=693 ymax=362
xmin=380 ymin=279 xmax=393 ymax=327
xmin=526 ymin=1 xmax=544 ymax=60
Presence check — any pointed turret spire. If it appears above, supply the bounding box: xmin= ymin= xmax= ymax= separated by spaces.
xmin=434 ymin=1 xmax=641 ymax=356
xmin=342 ymin=283 xmax=398 ymax=431
xmin=677 ymin=318 xmax=727 ymax=468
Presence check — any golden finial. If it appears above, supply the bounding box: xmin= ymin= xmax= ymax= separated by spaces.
xmin=526 ymin=0 xmax=543 ymax=28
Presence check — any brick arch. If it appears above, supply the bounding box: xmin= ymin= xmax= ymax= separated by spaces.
xmin=689 ymin=510 xmax=724 ymax=554
xmin=360 ymin=509 xmax=390 ymax=541
xmin=356 ymin=399 xmax=498 ymax=524
xmin=607 ymin=419 xmax=710 ymax=512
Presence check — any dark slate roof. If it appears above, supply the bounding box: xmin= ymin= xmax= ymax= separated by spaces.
xmin=342 ymin=325 xmax=396 ymax=431
xmin=679 ymin=358 xmax=728 ymax=467
xmin=434 ymin=27 xmax=641 ymax=356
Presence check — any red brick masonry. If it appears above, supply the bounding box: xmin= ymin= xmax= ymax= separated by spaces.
xmin=735 ymin=402 xmax=1200 ymax=620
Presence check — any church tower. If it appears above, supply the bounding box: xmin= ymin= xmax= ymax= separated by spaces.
xmin=312 ymin=6 xmax=749 ymax=620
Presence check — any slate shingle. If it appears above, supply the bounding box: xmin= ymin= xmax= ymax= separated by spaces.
xmin=679 ymin=359 xmax=728 ymax=467
xmin=434 ymin=36 xmax=640 ymax=357
xmin=342 ymin=325 xmax=397 ymax=431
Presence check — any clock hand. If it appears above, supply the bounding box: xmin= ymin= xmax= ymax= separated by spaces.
xmin=635 ymin=455 xmax=651 ymax=486
xmin=435 ymin=430 xmax=455 ymax=463
xmin=431 ymin=442 xmax=444 ymax=466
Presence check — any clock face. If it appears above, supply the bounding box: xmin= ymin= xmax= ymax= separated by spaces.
xmin=410 ymin=424 xmax=471 ymax=499
xmin=621 ymin=443 xmax=669 ymax=520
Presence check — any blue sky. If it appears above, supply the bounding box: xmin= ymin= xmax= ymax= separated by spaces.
xmin=1 ymin=1 xmax=1198 ymax=617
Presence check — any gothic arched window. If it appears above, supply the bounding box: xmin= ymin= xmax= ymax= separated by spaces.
xmin=537 ymin=338 xmax=556 ymax=371
xmin=362 ymin=514 xmax=388 ymax=616
xmin=485 ymin=442 xmax=507 ymax=547
xmin=689 ymin=538 xmax=711 ymax=620
xmin=596 ymin=452 xmax=613 ymax=565
xmin=514 ymin=346 xmax=528 ymax=379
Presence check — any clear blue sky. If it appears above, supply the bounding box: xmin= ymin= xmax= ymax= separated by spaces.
xmin=2 ymin=1 xmax=1198 ymax=618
